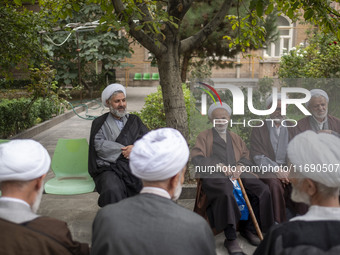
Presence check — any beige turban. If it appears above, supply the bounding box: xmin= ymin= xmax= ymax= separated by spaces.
xmin=208 ymin=102 xmax=232 ymax=119
xmin=306 ymin=89 xmax=329 ymax=107
xmin=129 ymin=128 xmax=189 ymax=181
xmin=101 ymin=83 xmax=126 ymax=107
xmin=287 ymin=131 xmax=340 ymax=187
xmin=0 ymin=140 xmax=51 ymax=182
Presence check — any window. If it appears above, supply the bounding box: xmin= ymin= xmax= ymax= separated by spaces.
xmin=264 ymin=16 xmax=293 ymax=58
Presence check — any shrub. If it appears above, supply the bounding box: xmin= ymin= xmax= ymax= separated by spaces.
xmin=133 ymin=84 xmax=195 ymax=130
xmin=0 ymin=97 xmax=63 ymax=138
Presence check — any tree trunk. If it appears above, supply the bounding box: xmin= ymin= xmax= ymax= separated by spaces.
xmin=181 ymin=52 xmax=191 ymax=83
xmin=156 ymin=41 xmax=189 ymax=140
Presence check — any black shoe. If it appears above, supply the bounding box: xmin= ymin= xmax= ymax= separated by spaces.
xmin=240 ymin=230 xmax=261 ymax=246
xmin=223 ymin=239 xmax=245 ymax=255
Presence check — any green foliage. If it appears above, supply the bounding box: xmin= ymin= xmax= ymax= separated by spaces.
xmin=180 ymin=0 xmax=279 ymax=82
xmin=0 ymin=4 xmax=48 ymax=78
xmin=226 ymin=11 xmax=267 ymax=51
xmin=0 ymin=79 xmax=31 ymax=89
xmin=0 ymin=97 xmax=63 ymax=138
xmin=279 ymin=31 xmax=340 ymax=79
xmin=133 ymin=85 xmax=195 ymax=130
xmin=250 ymin=0 xmax=340 ymax=40
xmin=42 ymin=3 xmax=131 ymax=89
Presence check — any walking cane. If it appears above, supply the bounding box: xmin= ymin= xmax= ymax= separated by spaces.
xmin=237 ymin=178 xmax=264 ymax=240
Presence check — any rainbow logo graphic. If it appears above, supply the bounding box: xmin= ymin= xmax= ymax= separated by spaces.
xmin=197 ymin=82 xmax=222 ymax=115
xmin=198 ymin=82 xmax=222 ymax=106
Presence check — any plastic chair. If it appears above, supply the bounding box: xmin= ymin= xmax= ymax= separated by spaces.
xmin=44 ymin=138 xmax=95 ymax=195
xmin=151 ymin=73 xmax=159 ymax=80
xmin=134 ymin=73 xmax=142 ymax=80
xmin=142 ymin=73 xmax=151 ymax=80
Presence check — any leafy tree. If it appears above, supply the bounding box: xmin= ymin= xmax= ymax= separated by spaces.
xmin=180 ymin=0 xmax=279 ymax=82
xmin=279 ymin=30 xmax=340 ymax=79
xmin=250 ymin=0 xmax=340 ymax=39
xmin=278 ymin=30 xmax=340 ymax=116
xmin=38 ymin=0 xmax=340 ymax=139
xmin=42 ymin=3 xmax=131 ymax=91
xmin=0 ymin=2 xmax=47 ymax=78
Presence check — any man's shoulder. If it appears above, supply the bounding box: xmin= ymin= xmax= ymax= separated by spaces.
xmin=328 ymin=114 xmax=340 ymax=123
xmin=92 ymin=112 xmax=109 ymax=124
xmin=26 ymin=216 xmax=68 ymax=230
xmin=197 ymin=129 xmax=213 ymax=138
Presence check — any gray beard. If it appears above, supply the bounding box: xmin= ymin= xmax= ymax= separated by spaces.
xmin=172 ymin=178 xmax=183 ymax=201
xmin=32 ymin=185 xmax=44 ymax=214
xmin=109 ymin=106 xmax=127 ymax=118
xmin=291 ymin=186 xmax=310 ymax=205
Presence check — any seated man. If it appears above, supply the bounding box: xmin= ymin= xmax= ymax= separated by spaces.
xmin=250 ymin=94 xmax=307 ymax=223
xmin=290 ymin=89 xmax=340 ymax=138
xmin=254 ymin=131 xmax=340 ymax=255
xmin=0 ymin=139 xmax=89 ymax=255
xmin=192 ymin=102 xmax=274 ymax=255
xmin=88 ymin=83 xmax=148 ymax=207
xmin=91 ymin=128 xmax=216 ymax=255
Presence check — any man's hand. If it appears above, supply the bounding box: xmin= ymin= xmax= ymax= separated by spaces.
xmin=318 ymin=130 xmax=332 ymax=134
xmin=231 ymin=165 xmax=243 ymax=180
xmin=275 ymin=166 xmax=290 ymax=186
xmin=121 ymin=145 xmax=133 ymax=159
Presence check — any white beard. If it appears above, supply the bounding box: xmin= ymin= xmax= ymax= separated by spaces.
xmin=291 ymin=185 xmax=310 ymax=205
xmin=31 ymin=185 xmax=44 ymax=214
xmin=214 ymin=124 xmax=228 ymax=134
xmin=172 ymin=178 xmax=183 ymax=201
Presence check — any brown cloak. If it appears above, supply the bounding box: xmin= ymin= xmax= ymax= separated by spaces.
xmin=0 ymin=217 xmax=89 ymax=255
xmin=289 ymin=114 xmax=340 ymax=139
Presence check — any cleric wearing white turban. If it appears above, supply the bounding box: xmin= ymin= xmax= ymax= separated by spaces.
xmin=91 ymin=128 xmax=216 ymax=255
xmin=130 ymin=128 xmax=189 ymax=183
xmin=290 ymin=87 xmax=340 ymax=138
xmin=0 ymin=139 xmax=50 ymax=182
xmin=101 ymin=83 xmax=126 ymax=107
xmin=288 ymin=130 xmax=340 ymax=210
xmin=89 ymin=83 xmax=148 ymax=207
xmin=207 ymin=102 xmax=232 ymax=120
xmin=0 ymin=140 xmax=90 ymax=254
xmin=254 ymin=131 xmax=340 ymax=255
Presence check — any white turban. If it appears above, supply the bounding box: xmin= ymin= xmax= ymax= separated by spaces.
xmin=101 ymin=83 xmax=126 ymax=107
xmin=208 ymin=102 xmax=232 ymax=119
xmin=129 ymin=128 xmax=189 ymax=181
xmin=266 ymin=93 xmax=282 ymax=108
xmin=0 ymin=140 xmax=51 ymax=182
xmin=306 ymin=89 xmax=329 ymax=107
xmin=287 ymin=131 xmax=340 ymax=188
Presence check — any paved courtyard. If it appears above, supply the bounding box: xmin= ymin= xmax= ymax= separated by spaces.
xmin=14 ymin=86 xmax=256 ymax=254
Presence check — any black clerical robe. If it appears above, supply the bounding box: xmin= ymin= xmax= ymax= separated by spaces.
xmin=88 ymin=113 xmax=148 ymax=206
xmin=254 ymin=221 xmax=340 ymax=255
xmin=191 ymin=128 xmax=274 ymax=237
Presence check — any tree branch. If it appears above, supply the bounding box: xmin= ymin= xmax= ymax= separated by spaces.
xmin=111 ymin=0 xmax=166 ymax=56
xmin=168 ymin=0 xmax=195 ymax=21
xmin=180 ymin=0 xmax=232 ymax=54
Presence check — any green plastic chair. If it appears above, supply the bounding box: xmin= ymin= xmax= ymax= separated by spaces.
xmin=134 ymin=73 xmax=142 ymax=80
xmin=142 ymin=73 xmax=151 ymax=80
xmin=44 ymin=138 xmax=95 ymax=195
xmin=151 ymin=73 xmax=159 ymax=80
